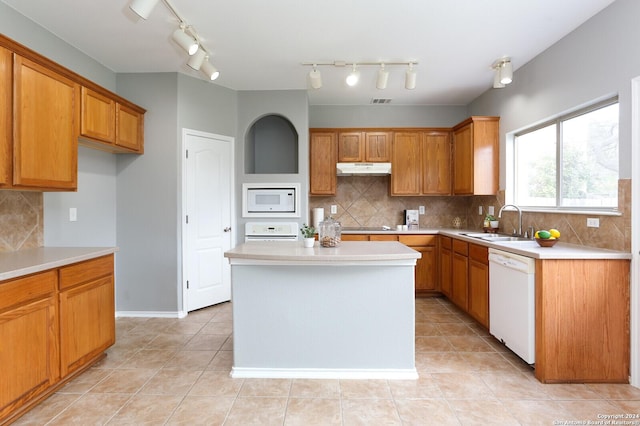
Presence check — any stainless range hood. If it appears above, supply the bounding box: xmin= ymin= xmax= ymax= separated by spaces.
xmin=336 ymin=162 xmax=392 ymax=176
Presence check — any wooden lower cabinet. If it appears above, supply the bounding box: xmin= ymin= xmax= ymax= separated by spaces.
xmin=400 ymin=235 xmax=437 ymax=293
xmin=451 ymin=239 xmax=469 ymax=310
xmin=0 ymin=254 xmax=115 ymax=424
xmin=467 ymin=244 xmax=489 ymax=328
xmin=0 ymin=270 xmax=59 ymax=422
xmin=535 ymin=258 xmax=630 ymax=383
xmin=59 ymin=255 xmax=115 ymax=377
xmin=439 ymin=236 xmax=452 ymax=298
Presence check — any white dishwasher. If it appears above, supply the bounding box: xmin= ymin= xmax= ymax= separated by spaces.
xmin=488 ymin=248 xmax=536 ymax=364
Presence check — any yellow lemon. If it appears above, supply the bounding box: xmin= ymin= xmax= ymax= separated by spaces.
xmin=534 ymin=230 xmax=540 ymax=238
xmin=549 ymin=229 xmax=561 ymax=238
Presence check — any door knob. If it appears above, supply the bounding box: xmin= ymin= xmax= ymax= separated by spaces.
xmin=224 ymin=227 xmax=231 ymax=232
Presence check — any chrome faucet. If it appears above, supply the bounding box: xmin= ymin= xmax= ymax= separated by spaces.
xmin=498 ymin=204 xmax=522 ymax=236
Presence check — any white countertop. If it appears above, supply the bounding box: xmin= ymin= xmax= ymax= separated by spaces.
xmin=224 ymin=241 xmax=421 ymax=265
xmin=339 ymin=227 xmax=631 ymax=260
xmin=0 ymin=247 xmax=118 ymax=281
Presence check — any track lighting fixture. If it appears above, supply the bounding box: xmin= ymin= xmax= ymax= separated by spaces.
xmin=492 ymin=57 xmax=513 ymax=88
xmin=405 ymin=63 xmax=416 ymax=90
xmin=129 ymin=0 xmax=221 ymax=82
xmin=201 ymin=60 xmax=220 ymax=81
xmin=376 ymin=64 xmax=389 ymax=89
xmin=346 ymin=64 xmax=360 ymax=87
xmin=172 ymin=25 xmax=199 ymax=56
xmin=308 ymin=65 xmax=322 ymax=89
xmin=129 ymin=0 xmax=161 ymax=19
xmin=302 ymin=61 xmax=418 ymax=90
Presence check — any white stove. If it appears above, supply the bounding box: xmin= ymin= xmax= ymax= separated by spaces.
xmin=244 ymin=222 xmax=299 ymax=242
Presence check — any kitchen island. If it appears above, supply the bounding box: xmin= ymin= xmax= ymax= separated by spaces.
xmin=224 ymin=241 xmax=421 ymax=379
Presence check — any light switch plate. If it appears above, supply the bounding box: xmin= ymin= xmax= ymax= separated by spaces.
xmin=419 ymin=206 xmax=425 ymax=215
xmin=330 ymin=205 xmax=337 ymax=215
xmin=69 ymin=207 xmax=77 ymax=222
xmin=478 ymin=206 xmax=483 ymax=215
xmin=488 ymin=206 xmax=495 ymax=216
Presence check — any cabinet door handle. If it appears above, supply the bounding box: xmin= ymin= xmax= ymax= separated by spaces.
xmin=224 ymin=227 xmax=231 ymax=232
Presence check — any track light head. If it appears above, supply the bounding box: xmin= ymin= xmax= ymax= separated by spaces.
xmin=201 ymin=60 xmax=220 ymax=81
xmin=346 ymin=64 xmax=360 ymax=87
xmin=309 ymin=65 xmax=322 ymax=89
xmin=499 ymin=59 xmax=513 ymax=85
xmin=172 ymin=26 xmax=199 ymax=56
xmin=376 ymin=64 xmax=389 ymax=89
xmin=187 ymin=48 xmax=207 ymax=71
xmin=129 ymin=0 xmax=161 ymax=19
xmin=405 ymin=63 xmax=416 ymax=90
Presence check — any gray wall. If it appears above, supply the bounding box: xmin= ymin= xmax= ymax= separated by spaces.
xmin=469 ymin=0 xmax=639 ymax=183
xmin=44 ymin=147 xmax=117 ymax=247
xmin=236 ymin=90 xmax=310 ymax=244
xmin=114 ymin=72 xmax=238 ymax=313
xmin=309 ymin=105 xmax=469 ymax=128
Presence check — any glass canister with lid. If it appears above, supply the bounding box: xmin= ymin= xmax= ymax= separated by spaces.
xmin=318 ymin=216 xmax=342 ymax=247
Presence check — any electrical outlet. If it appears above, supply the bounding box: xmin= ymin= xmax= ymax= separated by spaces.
xmin=330 ymin=205 xmax=337 ymax=215
xmin=69 ymin=207 xmax=77 ymax=222
xmin=478 ymin=206 xmax=483 ymax=215
xmin=419 ymin=206 xmax=425 ymax=215
xmin=587 ymin=218 xmax=599 ymax=228
xmin=488 ymin=206 xmax=495 ymax=216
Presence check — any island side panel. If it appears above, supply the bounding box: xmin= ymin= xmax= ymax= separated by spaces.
xmin=230 ymin=264 xmax=416 ymax=378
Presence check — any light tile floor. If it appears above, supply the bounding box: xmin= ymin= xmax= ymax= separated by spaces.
xmin=13 ymin=297 xmax=640 ymax=425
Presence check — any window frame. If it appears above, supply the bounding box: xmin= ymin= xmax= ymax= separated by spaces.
xmin=509 ymin=96 xmax=620 ymax=214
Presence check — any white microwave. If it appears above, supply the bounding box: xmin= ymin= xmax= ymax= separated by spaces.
xmin=242 ymin=183 xmax=300 ymax=217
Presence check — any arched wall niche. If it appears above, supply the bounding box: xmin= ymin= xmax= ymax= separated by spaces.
xmin=245 ymin=114 xmax=299 ymax=174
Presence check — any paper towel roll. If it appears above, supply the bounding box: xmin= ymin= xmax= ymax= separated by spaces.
xmin=312 ymin=208 xmax=324 ymax=228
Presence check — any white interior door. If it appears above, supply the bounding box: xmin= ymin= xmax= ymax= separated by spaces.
xmin=183 ymin=129 xmax=233 ymax=312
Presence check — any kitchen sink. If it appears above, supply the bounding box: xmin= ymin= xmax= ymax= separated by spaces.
xmin=462 ymin=233 xmax=530 ymax=242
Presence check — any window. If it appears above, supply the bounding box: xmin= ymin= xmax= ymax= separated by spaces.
xmin=513 ymin=98 xmax=619 ymax=210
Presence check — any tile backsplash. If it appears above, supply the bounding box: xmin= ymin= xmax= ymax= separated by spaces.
xmin=309 ymin=177 xmax=631 ymax=252
xmin=0 ymin=191 xmax=44 ymax=252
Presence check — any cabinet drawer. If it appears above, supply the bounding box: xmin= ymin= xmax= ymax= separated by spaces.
xmin=341 ymin=234 xmax=369 ymax=241
xmin=59 ymin=255 xmax=113 ymax=290
xmin=452 ymin=239 xmax=468 ymax=255
xmin=469 ymin=243 xmax=488 ymax=264
xmin=0 ymin=270 xmax=57 ymax=312
xmin=399 ymin=235 xmax=436 ymax=246
xmin=440 ymin=236 xmax=452 ymax=250
xmin=370 ymin=234 xmax=399 ymax=241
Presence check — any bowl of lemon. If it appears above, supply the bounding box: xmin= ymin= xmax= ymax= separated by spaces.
xmin=535 ymin=228 xmax=561 ymax=247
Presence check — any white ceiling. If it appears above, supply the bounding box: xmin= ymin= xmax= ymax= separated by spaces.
xmin=1 ymin=0 xmax=616 ymax=106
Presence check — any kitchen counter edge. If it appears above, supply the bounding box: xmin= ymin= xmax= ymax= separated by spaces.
xmin=0 ymin=247 xmax=118 ymax=281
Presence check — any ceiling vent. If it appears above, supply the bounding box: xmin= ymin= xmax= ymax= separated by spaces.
xmin=371 ymin=98 xmax=392 ymax=104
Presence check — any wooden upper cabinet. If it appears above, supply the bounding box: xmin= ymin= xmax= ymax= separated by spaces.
xmin=422 ymin=131 xmax=451 ymax=195
xmin=338 ymin=131 xmax=390 ymax=162
xmin=80 ymin=87 xmax=145 ymax=154
xmin=391 ymin=132 xmax=421 ymax=195
xmin=338 ymin=132 xmax=364 ymax=162
xmin=452 ymin=116 xmax=499 ymax=195
xmin=116 ymin=103 xmax=144 ymax=153
xmin=13 ymin=55 xmax=78 ymax=190
xmin=310 ymin=131 xmax=337 ymax=195
xmin=0 ymin=46 xmax=11 ymax=188
xmin=81 ymin=87 xmax=115 ymax=143
xmin=364 ymin=132 xmax=391 ymax=162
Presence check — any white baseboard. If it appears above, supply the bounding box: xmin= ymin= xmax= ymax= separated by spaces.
xmin=230 ymin=367 xmax=419 ymax=380
xmin=116 ymin=310 xmax=187 ymax=318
